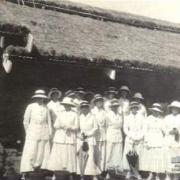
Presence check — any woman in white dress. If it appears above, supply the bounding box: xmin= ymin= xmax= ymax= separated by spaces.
xmin=123 ymin=101 xmax=144 ymax=180
xmin=118 ymin=85 xmax=130 ymax=118
xmin=77 ymin=101 xmax=101 ymax=180
xmin=91 ymin=94 xmax=107 ymax=174
xmin=104 ymin=87 xmax=118 ymax=112
xmin=106 ymin=99 xmax=123 ymax=174
xmin=142 ymin=105 xmax=165 ymax=180
xmin=47 ymin=88 xmax=64 ymax=123
xmin=132 ymin=92 xmax=147 ymax=117
xmin=48 ymin=97 xmax=78 ymax=174
xmin=20 ymin=90 xmax=52 ymax=173
xmin=164 ymin=101 xmax=180 ymax=180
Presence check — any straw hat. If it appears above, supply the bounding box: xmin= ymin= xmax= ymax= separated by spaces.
xmin=110 ymin=99 xmax=120 ymax=107
xmin=32 ymin=89 xmax=48 ymax=99
xmin=92 ymin=94 xmax=104 ymax=104
xmin=48 ymin=88 xmax=62 ymax=99
xmin=61 ymin=97 xmax=75 ymax=106
xmin=105 ymin=86 xmax=118 ymax=94
xmin=80 ymin=101 xmax=90 ymax=108
xmin=119 ymin=85 xmax=130 ymax=93
xmin=149 ymin=107 xmax=163 ymax=113
xmin=133 ymin=92 xmax=144 ymax=100
xmin=168 ymin=101 xmax=180 ymax=109
xmin=76 ymin=87 xmax=86 ymax=95
xmin=130 ymin=101 xmax=140 ymax=109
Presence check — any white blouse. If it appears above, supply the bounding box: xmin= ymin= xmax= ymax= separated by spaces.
xmin=164 ymin=114 xmax=180 ymax=148
xmin=53 ymin=110 xmax=79 ymax=144
xmin=106 ymin=110 xmax=123 ymax=143
xmin=144 ymin=115 xmax=164 ymax=147
xmin=23 ymin=102 xmax=52 ymax=140
xmin=78 ymin=113 xmax=98 ymax=145
xmin=124 ymin=113 xmax=144 ymax=144
xmin=91 ymin=107 xmax=107 ymax=142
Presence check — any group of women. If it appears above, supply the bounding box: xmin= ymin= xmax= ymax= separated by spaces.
xmin=20 ymin=86 xmax=180 ymax=180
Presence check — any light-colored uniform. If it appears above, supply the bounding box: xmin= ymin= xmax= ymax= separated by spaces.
xmin=119 ymin=98 xmax=130 ymax=118
xmin=142 ymin=115 xmax=165 ymax=173
xmin=48 ymin=110 xmax=79 ymax=173
xmin=106 ymin=110 xmax=123 ymax=171
xmin=91 ymin=106 xmax=107 ymax=172
xmin=47 ymin=100 xmax=64 ymax=122
xmin=104 ymin=99 xmax=112 ymax=112
xmin=77 ymin=113 xmax=101 ymax=175
xmin=164 ymin=114 xmax=180 ymax=174
xmin=20 ymin=102 xmax=52 ymax=172
xmin=123 ymin=112 xmax=144 ymax=170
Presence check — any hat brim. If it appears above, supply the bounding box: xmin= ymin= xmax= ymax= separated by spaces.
xmin=93 ymin=97 xmax=104 ymax=103
xmin=105 ymin=90 xmax=118 ymax=94
xmin=149 ymin=108 xmax=163 ymax=113
xmin=130 ymin=105 xmax=139 ymax=109
xmin=48 ymin=90 xmax=62 ymax=99
xmin=32 ymin=95 xmax=49 ymax=99
xmin=110 ymin=103 xmax=120 ymax=107
xmin=119 ymin=89 xmax=130 ymax=93
xmin=61 ymin=102 xmax=75 ymax=107
xmin=168 ymin=105 xmax=180 ymax=109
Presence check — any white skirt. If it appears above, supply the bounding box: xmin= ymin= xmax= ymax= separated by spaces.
xmin=77 ymin=145 xmax=101 ymax=176
xmin=141 ymin=146 xmax=166 ymax=173
xmin=106 ymin=142 xmax=123 ymax=171
xmin=20 ymin=139 xmax=50 ymax=173
xmin=95 ymin=141 xmax=106 ymax=172
xmin=48 ymin=143 xmax=77 ymax=173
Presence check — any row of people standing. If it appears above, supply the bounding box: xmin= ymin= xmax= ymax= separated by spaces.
xmin=20 ymin=86 xmax=180 ymax=180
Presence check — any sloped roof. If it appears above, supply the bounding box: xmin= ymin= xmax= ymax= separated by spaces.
xmin=1 ymin=1 xmax=180 ymax=70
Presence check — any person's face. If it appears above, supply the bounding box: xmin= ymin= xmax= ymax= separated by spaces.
xmin=120 ymin=90 xmax=128 ymax=98
xmin=111 ymin=105 xmax=119 ymax=112
xmin=131 ymin=107 xmax=138 ymax=114
xmin=171 ymin=107 xmax=180 ymax=115
xmin=107 ymin=93 xmax=115 ymax=99
xmin=95 ymin=100 xmax=104 ymax=108
xmin=51 ymin=92 xmax=59 ymax=101
xmin=134 ymin=98 xmax=141 ymax=103
xmin=64 ymin=104 xmax=72 ymax=111
xmin=36 ymin=98 xmax=45 ymax=105
xmin=152 ymin=110 xmax=159 ymax=117
xmin=81 ymin=106 xmax=90 ymax=115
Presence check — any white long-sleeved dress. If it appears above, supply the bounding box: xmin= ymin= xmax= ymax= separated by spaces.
xmin=164 ymin=114 xmax=180 ymax=174
xmin=91 ymin=107 xmax=107 ymax=172
xmin=20 ymin=102 xmax=52 ymax=172
xmin=77 ymin=113 xmax=101 ymax=175
xmin=48 ymin=110 xmax=78 ymax=173
xmin=123 ymin=112 xmax=144 ymax=170
xmin=142 ymin=115 xmax=165 ymax=173
xmin=106 ymin=110 xmax=123 ymax=171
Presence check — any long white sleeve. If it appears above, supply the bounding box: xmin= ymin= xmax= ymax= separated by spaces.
xmin=23 ymin=104 xmax=32 ymax=133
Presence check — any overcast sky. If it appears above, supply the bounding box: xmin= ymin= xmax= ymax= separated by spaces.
xmin=70 ymin=0 xmax=180 ymax=23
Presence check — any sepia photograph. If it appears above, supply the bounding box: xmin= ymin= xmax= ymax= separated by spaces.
xmin=0 ymin=0 xmax=180 ymax=180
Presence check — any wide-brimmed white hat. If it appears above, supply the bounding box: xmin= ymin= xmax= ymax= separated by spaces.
xmin=92 ymin=94 xmax=104 ymax=104
xmin=80 ymin=101 xmax=90 ymax=108
xmin=149 ymin=107 xmax=163 ymax=113
xmin=130 ymin=101 xmax=140 ymax=109
xmin=32 ymin=89 xmax=48 ymax=99
xmin=110 ymin=99 xmax=120 ymax=107
xmin=133 ymin=92 xmax=144 ymax=100
xmin=105 ymin=86 xmax=118 ymax=94
xmin=168 ymin=101 xmax=180 ymax=109
xmin=119 ymin=85 xmax=130 ymax=93
xmin=61 ymin=97 xmax=75 ymax=106
xmin=48 ymin=88 xmax=62 ymax=99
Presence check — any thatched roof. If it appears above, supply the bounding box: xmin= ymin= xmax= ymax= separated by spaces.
xmin=1 ymin=1 xmax=180 ymax=71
